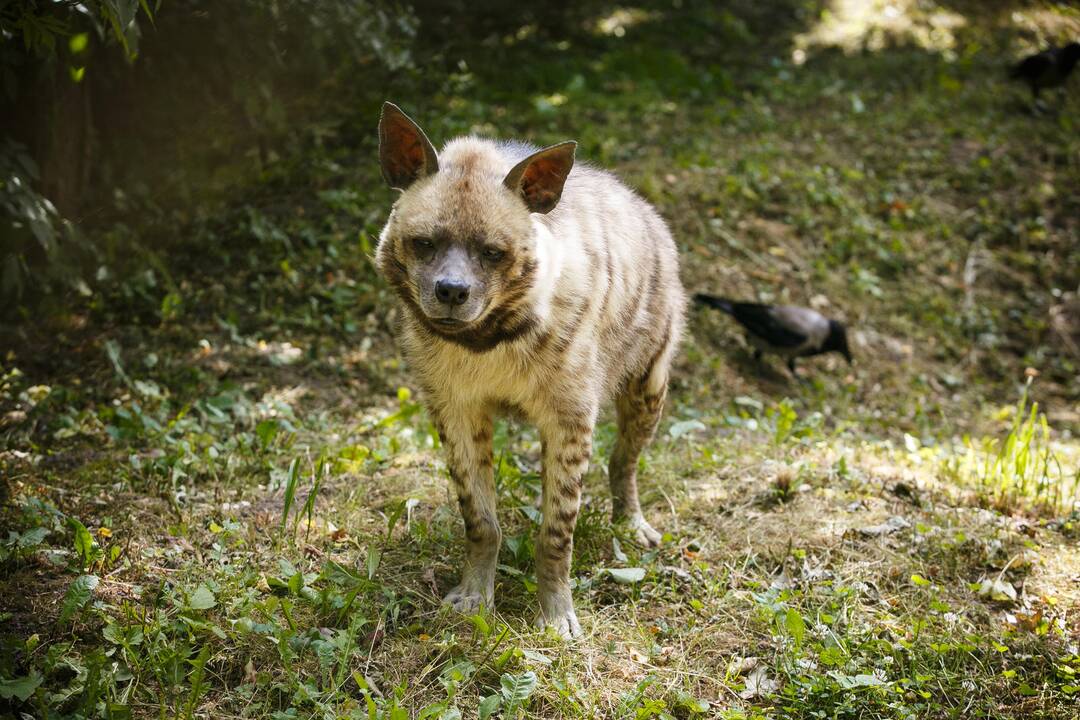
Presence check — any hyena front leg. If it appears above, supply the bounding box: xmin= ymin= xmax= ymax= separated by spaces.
xmin=609 ymin=371 xmax=668 ymax=547
xmin=435 ymin=408 xmax=501 ymax=612
xmin=534 ymin=411 xmax=596 ymax=638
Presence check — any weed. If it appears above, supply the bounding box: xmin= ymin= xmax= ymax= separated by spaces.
xmin=944 ymin=378 xmax=1080 ymax=515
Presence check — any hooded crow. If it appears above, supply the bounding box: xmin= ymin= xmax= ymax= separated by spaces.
xmin=1011 ymin=42 xmax=1080 ymax=101
xmin=694 ymin=293 xmax=852 ymax=375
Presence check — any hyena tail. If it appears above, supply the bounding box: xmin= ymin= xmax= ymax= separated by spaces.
xmin=693 ymin=293 xmax=735 ymax=315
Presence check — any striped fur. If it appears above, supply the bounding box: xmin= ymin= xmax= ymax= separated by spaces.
xmin=375 ymin=103 xmax=686 ymax=637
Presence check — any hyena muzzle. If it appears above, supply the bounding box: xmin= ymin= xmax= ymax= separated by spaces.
xmin=374 ymin=102 xmax=686 ymax=637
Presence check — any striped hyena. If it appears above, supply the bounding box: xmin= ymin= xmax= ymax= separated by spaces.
xmin=375 ymin=103 xmax=686 ymax=637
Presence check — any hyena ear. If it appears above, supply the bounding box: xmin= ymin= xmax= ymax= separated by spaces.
xmin=503 ymin=141 xmax=576 ymax=214
xmin=379 ymin=102 xmax=439 ymax=191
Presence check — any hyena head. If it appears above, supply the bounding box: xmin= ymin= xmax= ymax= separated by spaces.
xmin=375 ymin=102 xmax=575 ymax=348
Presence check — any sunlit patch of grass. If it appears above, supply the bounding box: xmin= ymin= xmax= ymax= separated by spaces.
xmin=793 ymin=0 xmax=967 ymax=62
xmin=943 ymin=378 xmax=1080 ymax=517
xmin=590 ymin=7 xmax=660 ymax=38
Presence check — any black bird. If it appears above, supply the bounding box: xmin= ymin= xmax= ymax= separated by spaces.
xmin=694 ymin=294 xmax=852 ymax=375
xmin=1010 ymin=42 xmax=1080 ymax=102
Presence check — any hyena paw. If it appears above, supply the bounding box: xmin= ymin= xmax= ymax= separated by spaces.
xmin=534 ymin=607 xmax=582 ymax=639
xmin=442 ymin=581 xmax=493 ymax=613
xmin=626 ymin=514 xmax=662 ymax=548
xmin=535 ymin=587 xmax=582 ymax=638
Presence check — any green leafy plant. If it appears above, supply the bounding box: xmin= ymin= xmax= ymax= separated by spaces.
xmin=59 ymin=574 xmax=100 ymax=625
xmin=0 ymin=525 xmax=49 ymax=563
xmin=0 ymin=140 xmax=81 ymax=301
xmin=0 ymin=671 xmax=43 ymax=702
xmin=477 ymin=671 xmax=538 ymax=720
xmin=770 ymin=399 xmax=798 ymax=445
xmin=279 ymin=457 xmax=301 ymax=537
xmin=946 ymin=378 xmax=1079 ymax=514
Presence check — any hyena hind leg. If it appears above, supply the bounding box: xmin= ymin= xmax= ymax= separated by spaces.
xmin=608 ymin=373 xmax=668 ymax=548
xmin=437 ymin=412 xmax=501 ymax=613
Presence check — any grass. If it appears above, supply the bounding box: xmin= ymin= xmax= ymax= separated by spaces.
xmin=943 ymin=377 xmax=1080 ymax=515
xmin=2 ymin=1 xmax=1080 ymax=718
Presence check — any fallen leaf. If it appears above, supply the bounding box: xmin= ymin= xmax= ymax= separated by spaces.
xmin=978 ymin=578 xmax=1017 ymax=604
xmin=857 ymin=515 xmax=910 ymax=537
xmin=1011 ymin=609 xmax=1043 ymax=632
xmin=740 ymin=666 xmax=779 ymax=699
xmin=668 ymin=419 xmax=706 ymax=439
xmin=521 ymin=649 xmax=552 ymax=666
xmin=730 ymin=656 xmax=760 ymax=676
xmin=605 ymin=567 xmax=646 ymax=584
xmin=660 ymin=565 xmax=691 ymax=581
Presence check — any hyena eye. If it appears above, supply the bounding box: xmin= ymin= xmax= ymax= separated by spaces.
xmin=481 ymin=247 xmax=505 ymax=262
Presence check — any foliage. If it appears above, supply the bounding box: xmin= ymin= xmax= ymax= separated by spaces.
xmin=0 ymin=139 xmax=83 ymax=302
xmin=0 ymin=0 xmax=152 ymax=304
xmin=0 ymin=0 xmax=153 ymax=61
xmin=0 ymin=0 xmax=418 ymax=306
xmin=945 ymin=377 xmax=1080 ymax=515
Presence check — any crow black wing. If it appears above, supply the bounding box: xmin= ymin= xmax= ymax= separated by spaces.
xmin=729 ymin=304 xmax=808 ymax=348
xmin=1012 ymin=52 xmax=1053 ymax=81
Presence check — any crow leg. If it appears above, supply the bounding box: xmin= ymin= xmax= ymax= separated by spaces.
xmin=1031 ymin=85 xmax=1047 ymax=114
xmin=786 ymin=357 xmax=811 ymax=385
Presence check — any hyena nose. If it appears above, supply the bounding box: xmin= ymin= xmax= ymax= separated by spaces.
xmin=435 ymin=279 xmax=470 ymax=306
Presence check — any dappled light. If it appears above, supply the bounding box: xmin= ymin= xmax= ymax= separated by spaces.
xmin=591 ymin=7 xmax=660 ymax=37
xmin=794 ymin=0 xmax=967 ymax=61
